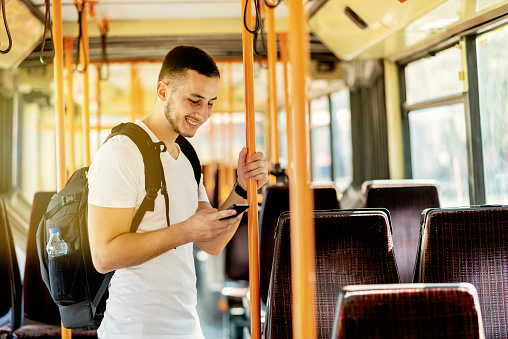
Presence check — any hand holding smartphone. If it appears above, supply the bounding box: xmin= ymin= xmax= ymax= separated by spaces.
xmin=219 ymin=203 xmax=249 ymax=220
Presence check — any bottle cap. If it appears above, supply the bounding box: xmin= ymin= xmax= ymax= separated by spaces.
xmin=49 ymin=227 xmax=61 ymax=233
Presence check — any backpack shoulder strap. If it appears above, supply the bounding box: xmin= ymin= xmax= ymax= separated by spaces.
xmin=176 ymin=135 xmax=201 ymax=186
xmin=90 ymin=122 xmax=170 ymax=320
xmin=105 ymin=122 xmax=168 ymax=232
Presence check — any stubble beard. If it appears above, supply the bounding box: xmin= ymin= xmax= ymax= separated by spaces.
xmin=163 ymin=96 xmax=194 ymax=138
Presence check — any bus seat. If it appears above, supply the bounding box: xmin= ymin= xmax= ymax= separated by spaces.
xmin=415 ymin=205 xmax=508 ymax=339
xmin=332 ymin=283 xmax=484 ymax=339
xmin=222 ymin=214 xmax=250 ymax=339
xmin=0 ymin=196 xmax=22 ymax=335
xmin=264 ymin=209 xmax=399 ymax=339
xmin=361 ymin=179 xmax=440 ymax=283
xmin=13 ymin=192 xmax=97 ymax=338
xmin=202 ymin=163 xmax=219 ymax=208
xmin=259 ymin=185 xmax=340 ymax=305
xmin=225 ymin=214 xmax=249 ymax=283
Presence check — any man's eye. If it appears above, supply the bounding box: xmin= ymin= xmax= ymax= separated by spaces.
xmin=189 ymin=99 xmax=199 ymax=104
xmin=208 ymin=102 xmax=213 ymax=107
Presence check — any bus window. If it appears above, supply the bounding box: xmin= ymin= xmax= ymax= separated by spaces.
xmin=477 ymin=24 xmax=508 ymax=204
xmin=278 ymin=108 xmax=288 ymax=170
xmin=409 ymin=104 xmax=469 ymax=207
xmin=18 ymin=88 xmax=56 ymax=201
xmin=330 ymin=89 xmax=352 ymax=192
xmin=310 ymin=96 xmax=332 ymax=183
xmin=405 ymin=46 xmax=463 ymax=106
xmin=404 ymin=46 xmax=469 ymax=207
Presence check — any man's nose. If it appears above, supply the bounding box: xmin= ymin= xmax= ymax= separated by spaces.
xmin=198 ymin=104 xmax=210 ymax=121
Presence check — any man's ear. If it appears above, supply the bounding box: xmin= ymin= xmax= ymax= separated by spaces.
xmin=156 ymin=81 xmax=169 ymax=101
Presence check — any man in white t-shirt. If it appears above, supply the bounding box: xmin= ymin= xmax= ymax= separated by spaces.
xmin=87 ymin=46 xmax=269 ymax=339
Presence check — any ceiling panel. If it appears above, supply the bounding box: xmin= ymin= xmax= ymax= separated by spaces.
xmin=310 ymin=0 xmax=508 ymax=61
xmin=20 ymin=33 xmax=338 ymax=67
xmin=29 ymin=0 xmax=288 ymax=22
xmin=19 ymin=0 xmax=326 ymax=66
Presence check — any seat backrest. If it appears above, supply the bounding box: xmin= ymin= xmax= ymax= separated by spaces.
xmin=416 ymin=205 xmax=508 ymax=339
xmin=361 ymin=180 xmax=440 ymax=282
xmin=0 ymin=196 xmax=22 ymax=330
xmin=333 ymin=283 xmax=485 ymax=339
xmin=224 ymin=213 xmax=249 ymax=281
xmin=23 ymin=191 xmax=60 ymax=325
xmin=265 ymin=209 xmax=399 ymax=339
xmin=202 ymin=163 xmax=219 ymax=208
xmin=259 ymin=185 xmax=340 ymax=305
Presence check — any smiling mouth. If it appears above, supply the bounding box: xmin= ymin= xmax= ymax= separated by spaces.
xmin=185 ymin=117 xmax=199 ymax=126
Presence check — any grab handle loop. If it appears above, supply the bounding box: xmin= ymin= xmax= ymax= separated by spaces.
xmin=39 ymin=0 xmax=55 ymax=63
xmin=0 ymin=0 xmax=12 ymax=54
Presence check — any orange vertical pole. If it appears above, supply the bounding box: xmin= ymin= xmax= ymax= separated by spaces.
xmin=52 ymin=2 xmax=73 ymax=337
xmin=266 ymin=2 xmax=280 ymax=168
xmin=219 ymin=120 xmax=228 ymax=204
xmin=218 ymin=67 xmax=228 ymax=205
xmin=135 ymin=67 xmax=144 ymax=119
xmin=80 ymin=1 xmax=91 ymax=166
xmin=130 ymin=64 xmax=137 ymax=122
xmin=53 ymin=0 xmax=66 ymax=190
xmin=288 ymin=1 xmax=317 ymax=338
xmin=96 ymin=68 xmax=102 ymax=148
xmin=210 ymin=116 xmax=215 ymax=161
xmin=279 ymin=33 xmax=292 ymax=177
xmin=205 ymin=113 xmax=217 ymax=206
xmin=227 ymin=62 xmax=236 ymax=189
xmin=241 ymin=0 xmax=260 ymax=337
xmin=64 ymin=38 xmax=76 ymax=174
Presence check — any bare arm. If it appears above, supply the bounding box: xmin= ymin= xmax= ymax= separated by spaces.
xmin=195 ymin=147 xmax=269 ymax=255
xmin=194 ymin=191 xmax=246 ymax=255
xmin=88 ymin=203 xmax=240 ymax=273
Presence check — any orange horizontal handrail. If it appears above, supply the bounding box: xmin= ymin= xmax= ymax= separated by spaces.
xmin=84 ymin=58 xmax=254 ymax=65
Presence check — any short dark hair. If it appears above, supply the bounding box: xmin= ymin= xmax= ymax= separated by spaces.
xmin=158 ymin=46 xmax=220 ymax=88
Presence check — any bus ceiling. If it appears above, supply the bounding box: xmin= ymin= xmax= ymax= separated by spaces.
xmin=3 ymin=0 xmax=508 ymax=69
xmin=309 ymin=0 xmax=508 ymax=62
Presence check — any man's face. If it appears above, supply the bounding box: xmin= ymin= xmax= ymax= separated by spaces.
xmin=163 ymin=69 xmax=219 ymax=138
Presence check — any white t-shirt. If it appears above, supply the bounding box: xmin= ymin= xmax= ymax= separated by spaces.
xmin=88 ymin=121 xmax=209 ymax=339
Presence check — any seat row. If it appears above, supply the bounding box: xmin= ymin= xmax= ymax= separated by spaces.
xmin=263 ymin=206 xmax=508 ymax=338
xmin=223 ymin=182 xmax=507 ymax=338
xmin=332 ymin=283 xmax=485 ymax=338
xmin=0 ymin=193 xmax=97 ymax=339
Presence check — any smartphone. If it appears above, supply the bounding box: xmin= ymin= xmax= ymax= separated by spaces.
xmin=219 ymin=203 xmax=249 ymax=220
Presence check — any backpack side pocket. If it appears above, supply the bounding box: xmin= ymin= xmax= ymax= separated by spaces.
xmin=48 ymin=248 xmax=88 ymax=305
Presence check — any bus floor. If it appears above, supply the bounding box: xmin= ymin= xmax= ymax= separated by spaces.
xmin=195 ymin=246 xmax=227 ymax=339
xmin=197 ymin=295 xmax=224 ymax=339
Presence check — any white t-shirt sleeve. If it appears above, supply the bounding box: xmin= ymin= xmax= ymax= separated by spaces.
xmin=88 ymin=138 xmax=143 ymax=208
xmin=197 ymin=175 xmax=209 ymax=203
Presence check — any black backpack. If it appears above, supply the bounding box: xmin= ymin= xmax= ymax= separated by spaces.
xmin=36 ymin=122 xmax=201 ymax=330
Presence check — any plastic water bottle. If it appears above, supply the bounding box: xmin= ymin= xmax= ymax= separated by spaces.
xmin=46 ymin=227 xmax=68 ymax=258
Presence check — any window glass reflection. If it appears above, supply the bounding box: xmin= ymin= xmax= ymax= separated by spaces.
xmin=330 ymin=89 xmax=352 ymax=192
xmin=310 ymin=96 xmax=332 ymax=183
xmin=477 ymin=25 xmax=508 ymax=204
xmin=409 ymin=104 xmax=469 ymax=207
xmin=405 ymin=46 xmax=463 ymax=105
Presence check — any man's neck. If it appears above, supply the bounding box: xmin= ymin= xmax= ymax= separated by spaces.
xmin=142 ymin=113 xmax=178 ymax=151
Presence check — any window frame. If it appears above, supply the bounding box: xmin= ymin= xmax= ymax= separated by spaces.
xmin=397 ymin=21 xmax=508 ymax=205
xmin=308 ymin=84 xmax=352 ymax=190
